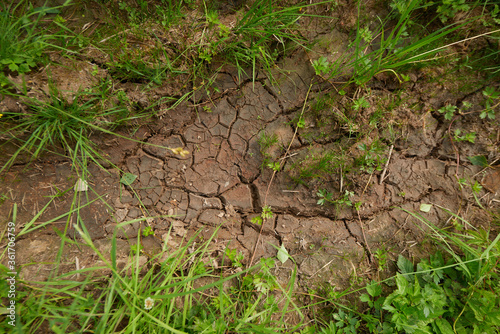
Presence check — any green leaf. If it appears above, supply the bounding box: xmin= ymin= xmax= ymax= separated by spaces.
xmin=277 ymin=244 xmax=289 ymax=264
xmin=251 ymin=216 xmax=263 ymax=225
xmin=18 ymin=63 xmax=30 ymax=73
xmin=396 ymin=273 xmax=409 ymax=295
xmin=120 ymin=173 xmax=137 ymax=185
xmin=366 ymin=281 xmax=382 ymax=297
xmin=397 ymin=255 xmax=414 ymax=275
xmin=420 ymin=203 xmax=432 ymax=212
xmin=297 ymin=117 xmax=305 ymax=128
xmin=435 ymin=318 xmax=454 ymax=334
xmin=8 ymin=63 xmax=19 ymax=72
xmin=467 ymin=155 xmax=488 ymax=167
xmin=360 ymin=293 xmax=371 ymax=303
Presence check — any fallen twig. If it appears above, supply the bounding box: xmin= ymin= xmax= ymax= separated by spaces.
xmin=379 ymin=144 xmax=394 ymax=185
xmin=358 ymin=212 xmax=374 ymax=263
xmin=99 ymin=28 xmax=131 ymax=44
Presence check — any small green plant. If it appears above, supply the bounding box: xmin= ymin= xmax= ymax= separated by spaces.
xmin=142 ymin=226 xmax=154 ymax=237
xmin=130 ymin=243 xmax=143 ymax=255
xmin=242 ymin=257 xmax=278 ymax=294
xmin=331 ymin=309 xmax=360 ymax=334
xmin=266 ymin=161 xmax=281 ymax=172
xmin=0 ymin=193 xmax=8 ymax=204
xmin=434 ymin=0 xmax=471 ymax=23
xmin=438 ymin=104 xmax=457 ymax=120
xmin=251 ymin=205 xmax=274 ymax=226
xmin=225 ymin=248 xmax=244 ymax=268
xmin=482 ymin=86 xmax=499 ymax=120
xmin=353 ymin=96 xmax=370 ymax=112
xmin=262 ymin=205 xmax=273 ymax=219
xmin=317 ymin=189 xmax=354 ymax=208
xmin=374 ymin=246 xmax=389 ymax=271
xmin=439 ymin=101 xmax=472 ymax=120
xmin=312 ymin=56 xmax=330 ymax=76
xmin=258 ymin=131 xmax=279 ymax=151
xmin=453 ymin=128 xmax=476 ymax=143
xmin=356 ymin=141 xmax=387 ymax=173
xmin=471 ymin=180 xmax=483 ymax=193
xmin=296 ymin=116 xmax=306 ymax=129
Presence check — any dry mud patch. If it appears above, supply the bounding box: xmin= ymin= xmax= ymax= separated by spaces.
xmin=1 ymin=15 xmax=500 ymax=317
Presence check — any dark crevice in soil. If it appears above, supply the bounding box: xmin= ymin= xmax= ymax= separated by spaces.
xmin=356 ymin=186 xmax=435 ymax=220
xmin=342 ymin=219 xmax=372 ymax=264
xmin=249 ymin=183 xmax=262 ymax=213
xmin=261 ymin=81 xmax=285 ymax=113
xmin=281 ymin=105 xmax=302 ymax=116
xmin=242 ymin=216 xmax=277 ymax=238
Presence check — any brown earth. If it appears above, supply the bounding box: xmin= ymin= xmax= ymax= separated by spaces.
xmin=1 ymin=0 xmax=499 ymax=310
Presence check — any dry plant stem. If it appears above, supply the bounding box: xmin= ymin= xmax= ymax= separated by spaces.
xmin=449 ymin=115 xmax=462 ymax=177
xmin=247 ymin=82 xmax=313 ymax=269
xmin=358 ymin=212 xmax=374 ymax=263
xmin=379 ymin=144 xmax=394 ymax=185
xmin=99 ymin=28 xmax=132 ymax=43
xmin=310 ymin=258 xmax=336 ymax=278
xmin=407 ymin=28 xmax=500 ymax=64
xmin=362 ymin=173 xmax=373 ymax=196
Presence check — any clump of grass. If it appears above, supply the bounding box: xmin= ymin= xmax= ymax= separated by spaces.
xmin=312 ymin=0 xmax=473 ymax=86
xmin=0 ymin=206 xmax=302 ymax=333
xmin=0 ymin=86 xmax=133 ymax=174
xmin=258 ymin=130 xmax=281 ymax=171
xmin=0 ymin=1 xmax=60 ymax=85
xmin=290 ymin=150 xmax=348 ymax=186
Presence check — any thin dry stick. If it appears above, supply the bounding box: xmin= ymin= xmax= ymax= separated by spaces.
xmin=362 ymin=173 xmax=374 ymax=196
xmin=379 ymin=144 xmax=394 ymax=185
xmin=75 ymin=256 xmax=80 ymax=279
xmin=310 ymin=258 xmax=336 ymax=278
xmin=358 ymin=212 xmax=374 ymax=263
xmin=99 ymin=28 xmax=131 ymax=44
xmin=247 ymin=83 xmax=313 ymax=269
xmin=406 ymin=28 xmax=500 ymax=64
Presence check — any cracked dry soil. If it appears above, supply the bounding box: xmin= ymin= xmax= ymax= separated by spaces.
xmin=1 ymin=43 xmax=500 ymax=300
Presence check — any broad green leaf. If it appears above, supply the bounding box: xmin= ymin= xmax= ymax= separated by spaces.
xmin=8 ymin=63 xmax=19 ymax=72
xmin=423 ymin=305 xmax=430 ymax=318
xmin=360 ymin=293 xmax=371 ymax=303
xmin=251 ymin=216 xmax=263 ymax=225
xmin=120 ymin=173 xmax=137 ymax=185
xmin=420 ymin=203 xmax=432 ymax=212
xmin=366 ymin=281 xmax=382 ymax=297
xmin=467 ymin=155 xmax=488 ymax=167
xmin=435 ymin=318 xmax=454 ymax=334
xmin=397 ymin=255 xmax=414 ymax=275
xmin=277 ymin=244 xmax=289 ymax=264
xmin=396 ymin=273 xmax=408 ymax=294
